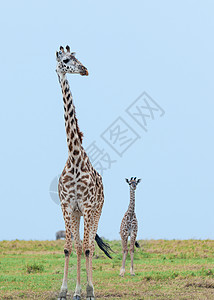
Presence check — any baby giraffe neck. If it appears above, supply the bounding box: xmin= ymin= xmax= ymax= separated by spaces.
xmin=57 ymin=72 xmax=83 ymax=157
xmin=128 ymin=188 xmax=135 ymax=215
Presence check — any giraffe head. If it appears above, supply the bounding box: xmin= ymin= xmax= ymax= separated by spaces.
xmin=125 ymin=177 xmax=141 ymax=190
xmin=56 ymin=45 xmax=88 ymax=76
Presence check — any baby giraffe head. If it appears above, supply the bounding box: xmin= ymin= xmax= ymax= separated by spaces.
xmin=56 ymin=45 xmax=88 ymax=76
xmin=125 ymin=177 xmax=141 ymax=190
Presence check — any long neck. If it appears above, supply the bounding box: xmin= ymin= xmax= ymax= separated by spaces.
xmin=57 ymin=72 xmax=83 ymax=156
xmin=127 ymin=188 xmax=135 ymax=214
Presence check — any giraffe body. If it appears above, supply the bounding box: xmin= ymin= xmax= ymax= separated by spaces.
xmin=55 ymin=46 xmax=111 ymax=300
xmin=120 ymin=177 xmax=141 ymax=276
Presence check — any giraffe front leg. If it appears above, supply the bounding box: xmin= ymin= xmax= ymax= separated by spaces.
xmin=58 ymin=222 xmax=72 ymax=299
xmin=120 ymin=235 xmax=128 ymax=277
xmin=71 ymin=214 xmax=82 ymax=300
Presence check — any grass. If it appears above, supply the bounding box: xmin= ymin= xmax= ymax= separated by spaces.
xmin=0 ymin=239 xmax=214 ymax=299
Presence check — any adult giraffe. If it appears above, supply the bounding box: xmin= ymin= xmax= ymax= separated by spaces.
xmin=56 ymin=46 xmax=112 ymax=300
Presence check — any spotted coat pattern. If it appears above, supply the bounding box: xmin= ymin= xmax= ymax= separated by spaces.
xmin=120 ymin=177 xmax=141 ymax=276
xmin=56 ymin=46 xmax=104 ymax=300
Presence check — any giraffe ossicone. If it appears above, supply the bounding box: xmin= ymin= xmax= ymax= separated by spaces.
xmin=120 ymin=177 xmax=141 ymax=277
xmin=55 ymin=45 xmax=112 ymax=300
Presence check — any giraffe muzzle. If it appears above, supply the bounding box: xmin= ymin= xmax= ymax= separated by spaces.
xmin=80 ymin=69 xmax=89 ymax=76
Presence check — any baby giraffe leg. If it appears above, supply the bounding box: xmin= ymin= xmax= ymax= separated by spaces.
xmin=129 ymin=233 xmax=137 ymax=276
xmin=120 ymin=235 xmax=128 ymax=276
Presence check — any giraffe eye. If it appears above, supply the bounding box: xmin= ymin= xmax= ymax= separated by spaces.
xmin=63 ymin=59 xmax=70 ymax=63
xmin=59 ymin=51 xmax=62 ymax=55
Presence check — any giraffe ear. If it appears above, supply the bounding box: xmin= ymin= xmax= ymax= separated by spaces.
xmin=125 ymin=178 xmax=129 ymax=184
xmin=137 ymin=179 xmax=141 ymax=184
xmin=56 ymin=51 xmax=60 ymax=61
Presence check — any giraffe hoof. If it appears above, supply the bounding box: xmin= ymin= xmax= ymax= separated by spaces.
xmin=86 ymin=284 xmax=94 ymax=299
xmin=73 ymin=295 xmax=81 ymax=300
xmin=58 ymin=290 xmax=67 ymax=299
xmin=130 ymin=273 xmax=135 ymax=276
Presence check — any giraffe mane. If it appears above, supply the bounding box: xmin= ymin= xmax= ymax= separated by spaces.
xmin=73 ymin=107 xmax=83 ymax=144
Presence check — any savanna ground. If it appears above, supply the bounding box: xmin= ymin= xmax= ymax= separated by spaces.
xmin=0 ymin=240 xmax=214 ymax=299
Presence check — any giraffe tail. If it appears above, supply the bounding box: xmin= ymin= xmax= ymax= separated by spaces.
xmin=135 ymin=241 xmax=140 ymax=248
xmin=95 ymin=234 xmax=113 ymax=259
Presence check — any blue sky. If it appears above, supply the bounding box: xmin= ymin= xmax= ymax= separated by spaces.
xmin=0 ymin=0 xmax=214 ymax=240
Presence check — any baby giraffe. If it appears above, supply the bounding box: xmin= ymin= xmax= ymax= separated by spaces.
xmin=120 ymin=177 xmax=141 ymax=276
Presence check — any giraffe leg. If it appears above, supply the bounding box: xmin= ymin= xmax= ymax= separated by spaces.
xmin=83 ymin=215 xmax=95 ymax=300
xmin=71 ymin=214 xmax=82 ymax=300
xmin=120 ymin=235 xmax=128 ymax=277
xmin=86 ymin=241 xmax=95 ymax=300
xmin=58 ymin=217 xmax=72 ymax=299
xmin=83 ymin=206 xmax=103 ymax=300
xmin=129 ymin=233 xmax=137 ymax=276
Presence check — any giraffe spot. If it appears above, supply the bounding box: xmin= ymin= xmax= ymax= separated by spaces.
xmin=67 ymin=160 xmax=71 ymax=169
xmin=66 ymin=182 xmax=75 ymax=189
xmin=76 ymin=157 xmax=81 ymax=167
xmin=80 ymin=180 xmax=88 ymax=186
xmin=74 ymin=138 xmax=78 ymax=146
xmin=77 ymin=185 xmax=86 ymax=192
xmin=71 ymin=131 xmax=74 ymax=139
xmin=69 ymin=143 xmax=73 ymax=152
xmin=66 ymin=125 xmax=70 ymax=135
xmin=71 ymin=168 xmax=74 ymax=174
xmin=81 ymin=175 xmax=89 ymax=179
xmin=63 ymin=175 xmax=72 ymax=183
xmin=81 ymin=162 xmax=87 ymax=172
xmin=69 ymin=110 xmax=74 ymax=118
xmin=67 ymin=101 xmax=72 ymax=112
xmin=73 ymin=150 xmax=79 ymax=156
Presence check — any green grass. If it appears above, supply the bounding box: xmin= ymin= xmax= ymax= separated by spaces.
xmin=0 ymin=239 xmax=214 ymax=299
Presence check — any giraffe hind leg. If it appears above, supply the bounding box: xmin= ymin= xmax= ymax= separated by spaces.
xmin=130 ymin=233 xmax=137 ymax=276
xmin=84 ymin=206 xmax=103 ymax=300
